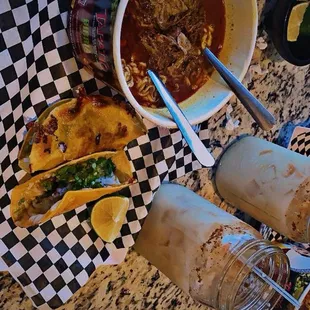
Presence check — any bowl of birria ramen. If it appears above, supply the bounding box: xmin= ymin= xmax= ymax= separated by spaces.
xmin=113 ymin=0 xmax=258 ymax=128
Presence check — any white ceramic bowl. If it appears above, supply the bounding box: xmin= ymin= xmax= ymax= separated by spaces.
xmin=113 ymin=0 xmax=258 ymax=128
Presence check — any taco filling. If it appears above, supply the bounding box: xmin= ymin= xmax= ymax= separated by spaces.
xmin=16 ymin=157 xmax=119 ymax=220
xmin=11 ymin=150 xmax=133 ymax=228
xmin=18 ymin=92 xmax=147 ymax=173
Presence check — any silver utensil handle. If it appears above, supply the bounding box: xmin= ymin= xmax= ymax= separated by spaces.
xmin=204 ymin=48 xmax=276 ymax=131
xmin=148 ymin=70 xmax=215 ymax=167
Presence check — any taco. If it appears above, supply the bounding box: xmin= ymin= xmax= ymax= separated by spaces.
xmin=19 ymin=92 xmax=146 ymax=173
xmin=11 ymin=151 xmax=134 ymax=228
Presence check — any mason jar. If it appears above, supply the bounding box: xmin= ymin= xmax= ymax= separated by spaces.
xmin=135 ymin=183 xmax=290 ymax=310
xmin=214 ymin=136 xmax=310 ymax=243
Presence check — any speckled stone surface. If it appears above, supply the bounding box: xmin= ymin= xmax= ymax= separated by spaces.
xmin=1 ymin=0 xmax=309 ymax=309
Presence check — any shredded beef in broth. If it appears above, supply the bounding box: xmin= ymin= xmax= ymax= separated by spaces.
xmin=121 ymin=0 xmax=225 ymax=108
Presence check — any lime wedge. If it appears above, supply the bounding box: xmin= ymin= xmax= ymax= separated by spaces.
xmin=287 ymin=2 xmax=309 ymax=42
xmin=91 ymin=196 xmax=129 ymax=242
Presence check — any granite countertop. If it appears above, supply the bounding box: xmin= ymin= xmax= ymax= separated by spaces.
xmin=0 ymin=0 xmax=309 ymax=309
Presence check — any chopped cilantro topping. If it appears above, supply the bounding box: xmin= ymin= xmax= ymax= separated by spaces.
xmin=44 ymin=157 xmax=116 ymax=191
xmin=18 ymin=198 xmax=25 ymax=206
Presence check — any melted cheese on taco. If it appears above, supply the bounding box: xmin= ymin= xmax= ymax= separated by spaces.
xmin=11 ymin=151 xmax=133 ymax=228
xmin=19 ymin=93 xmax=146 ymax=173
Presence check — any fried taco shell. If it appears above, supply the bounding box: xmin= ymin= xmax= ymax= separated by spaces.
xmin=19 ymin=94 xmax=146 ymax=173
xmin=11 ymin=151 xmax=133 ymax=228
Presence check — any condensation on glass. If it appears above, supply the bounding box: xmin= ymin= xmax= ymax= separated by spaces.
xmin=215 ymin=136 xmax=310 ymax=243
xmin=135 ymin=183 xmax=290 ymax=310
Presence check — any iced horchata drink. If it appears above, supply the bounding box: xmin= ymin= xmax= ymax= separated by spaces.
xmin=135 ymin=183 xmax=290 ymax=310
xmin=215 ymin=136 xmax=310 ymax=243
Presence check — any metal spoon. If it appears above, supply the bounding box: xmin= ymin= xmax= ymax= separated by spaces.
xmin=147 ymin=70 xmax=215 ymax=167
xmin=204 ymin=48 xmax=276 ymax=131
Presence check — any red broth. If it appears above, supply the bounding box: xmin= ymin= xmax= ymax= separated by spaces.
xmin=121 ymin=0 xmax=225 ymax=108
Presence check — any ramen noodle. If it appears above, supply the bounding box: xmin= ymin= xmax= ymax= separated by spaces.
xmin=121 ymin=0 xmax=226 ymax=108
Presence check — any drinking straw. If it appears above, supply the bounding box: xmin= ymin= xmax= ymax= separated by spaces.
xmin=253 ymin=266 xmax=301 ymax=309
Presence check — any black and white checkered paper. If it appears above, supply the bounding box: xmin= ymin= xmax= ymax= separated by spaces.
xmin=0 ymin=1 xmax=211 ymax=308
xmin=290 ymin=131 xmax=310 ymax=157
